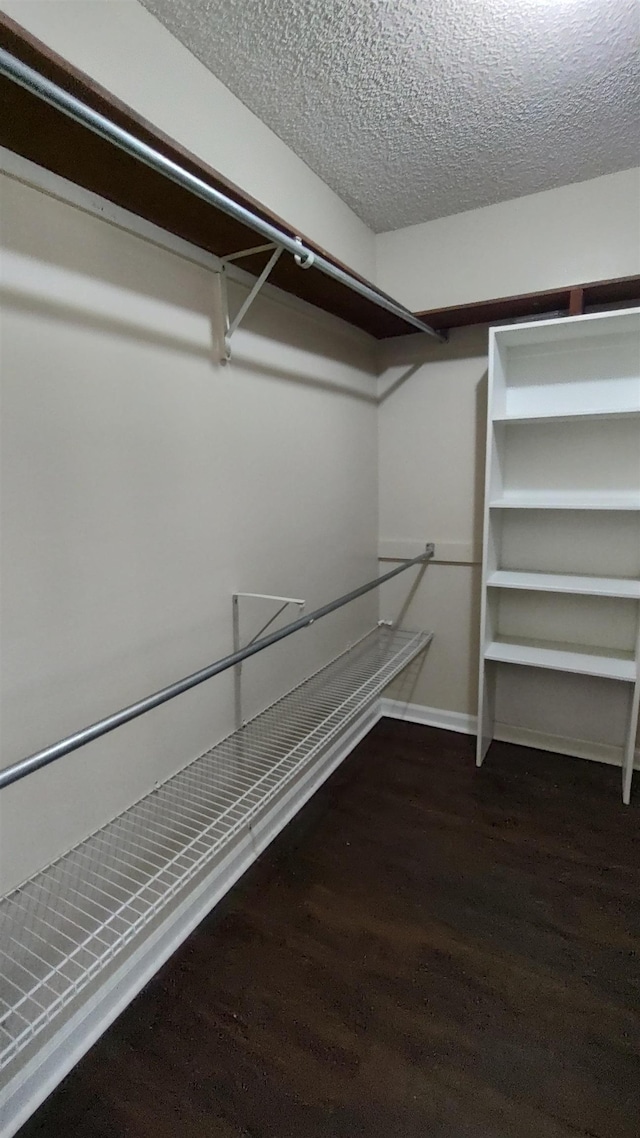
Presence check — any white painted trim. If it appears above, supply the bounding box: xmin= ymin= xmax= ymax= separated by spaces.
xmin=0 ymin=145 xmax=223 ymax=274
xmin=494 ymin=307 xmax=640 ymax=341
xmin=378 ymin=539 xmax=480 ymax=565
xmin=0 ymin=147 xmax=375 ymax=351
xmin=493 ymin=723 xmax=640 ymax=771
xmin=0 ymin=704 xmax=381 ymax=1138
xmin=381 ymin=698 xmax=640 ymax=770
xmin=380 ymin=698 xmax=476 ymax=734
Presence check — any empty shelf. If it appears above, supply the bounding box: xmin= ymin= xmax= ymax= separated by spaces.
xmin=484 ymin=635 xmax=637 ymax=681
xmin=493 ymin=407 xmax=640 ymax=425
xmin=486 ymin=570 xmax=640 ymax=599
xmin=0 ymin=626 xmax=431 ymax=1080
xmin=489 ymin=493 xmax=640 ymax=511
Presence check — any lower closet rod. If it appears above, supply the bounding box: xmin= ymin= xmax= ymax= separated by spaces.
xmin=0 ymin=546 xmax=434 ymax=790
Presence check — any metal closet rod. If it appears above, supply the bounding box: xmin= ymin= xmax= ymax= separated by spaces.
xmin=0 ymin=48 xmax=443 ymax=342
xmin=0 ymin=546 xmax=434 ymax=790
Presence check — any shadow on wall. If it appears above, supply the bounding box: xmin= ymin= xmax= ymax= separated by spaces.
xmin=1 ymin=174 xmax=378 ymax=385
xmin=0 ymin=283 xmax=378 ymax=404
xmin=377 ymin=324 xmax=490 ymax=402
xmin=0 ymin=178 xmax=211 ymax=316
xmin=390 ymin=561 xmax=430 ymax=629
xmin=232 ymin=277 xmax=379 ymax=372
xmin=377 ymin=321 xmax=489 ymax=718
xmin=384 ymin=564 xmax=436 ymax=712
xmin=225 ymin=353 xmax=378 ymax=403
xmin=385 ymin=650 xmax=429 ymax=709
xmin=0 ymin=287 xmax=214 ymax=363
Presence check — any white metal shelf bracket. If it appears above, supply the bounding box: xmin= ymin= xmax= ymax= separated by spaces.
xmin=214 ymin=237 xmax=316 ymax=363
xmin=214 ymin=243 xmax=283 ymax=363
xmin=232 ymin=592 xmax=306 ymax=727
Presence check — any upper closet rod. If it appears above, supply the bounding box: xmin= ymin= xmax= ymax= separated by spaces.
xmin=0 ymin=547 xmax=434 ymax=791
xmin=0 ymin=48 xmax=443 ymax=343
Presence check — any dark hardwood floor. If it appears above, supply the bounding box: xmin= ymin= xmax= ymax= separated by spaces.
xmin=18 ymin=721 xmax=639 ymax=1138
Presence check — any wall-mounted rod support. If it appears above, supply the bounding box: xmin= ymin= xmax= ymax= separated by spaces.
xmin=233 ymin=593 xmax=307 ymax=605
xmin=0 ymin=546 xmax=434 ymax=790
xmin=0 ymin=48 xmax=444 ymax=343
xmin=220 ymin=244 xmax=284 ymax=360
xmin=221 ymin=243 xmax=279 ymax=265
xmin=233 ymin=593 xmax=306 ymax=646
xmin=232 ymin=592 xmax=307 ymax=728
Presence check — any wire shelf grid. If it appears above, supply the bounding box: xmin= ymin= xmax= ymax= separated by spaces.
xmin=0 ymin=626 xmax=429 ymax=1075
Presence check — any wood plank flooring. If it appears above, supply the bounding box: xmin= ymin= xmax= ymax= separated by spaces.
xmin=18 ymin=721 xmax=640 ymax=1137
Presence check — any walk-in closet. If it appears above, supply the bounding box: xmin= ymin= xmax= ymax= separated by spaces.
xmin=1 ymin=3 xmax=638 ymax=1136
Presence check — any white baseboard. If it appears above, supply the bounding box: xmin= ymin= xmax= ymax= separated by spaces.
xmin=0 ymin=704 xmax=382 ymax=1138
xmin=381 ymin=699 xmax=640 ymax=769
xmin=493 ymin=723 xmax=640 ymax=770
xmin=380 ymin=697 xmax=476 ymax=735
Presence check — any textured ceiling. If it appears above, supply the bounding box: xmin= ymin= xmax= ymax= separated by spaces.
xmin=140 ymin=0 xmax=640 ymax=233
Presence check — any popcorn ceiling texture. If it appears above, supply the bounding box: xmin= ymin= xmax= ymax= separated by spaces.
xmin=140 ymin=0 xmax=640 ymax=233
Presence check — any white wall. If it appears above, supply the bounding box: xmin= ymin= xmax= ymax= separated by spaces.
xmin=0 ymin=0 xmax=376 ymax=281
xmin=0 ymin=173 xmax=378 ymax=894
xmin=377 ymin=329 xmax=487 ymax=718
xmin=376 ymin=169 xmax=640 ymax=312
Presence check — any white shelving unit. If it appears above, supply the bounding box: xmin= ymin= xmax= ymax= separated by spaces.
xmin=477 ymin=308 xmax=640 ymax=804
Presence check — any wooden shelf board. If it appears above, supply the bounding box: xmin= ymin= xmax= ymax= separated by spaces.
xmin=484 ymin=636 xmax=637 ymax=682
xmin=487 ymin=571 xmax=640 ymax=599
xmin=0 ymin=13 xmax=416 ymax=341
xmin=417 ymin=279 xmax=640 ymax=331
xmin=489 ymin=494 xmax=640 ymax=511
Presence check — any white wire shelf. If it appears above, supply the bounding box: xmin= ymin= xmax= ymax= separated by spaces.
xmin=0 ymin=625 xmax=430 ymax=1079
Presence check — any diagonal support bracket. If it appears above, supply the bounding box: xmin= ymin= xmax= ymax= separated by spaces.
xmin=232 ymin=592 xmax=306 ymax=727
xmin=214 ymin=243 xmax=284 ymax=363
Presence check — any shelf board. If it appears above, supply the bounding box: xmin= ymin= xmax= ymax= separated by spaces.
xmin=0 ymin=14 xmax=418 ymax=341
xmin=489 ymin=493 xmax=640 ymax=511
xmin=415 ymin=279 xmax=640 ymax=331
xmin=487 ymin=570 xmax=640 ymax=599
xmin=493 ymin=407 xmax=640 ymax=425
xmin=484 ymin=635 xmax=637 ymax=681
